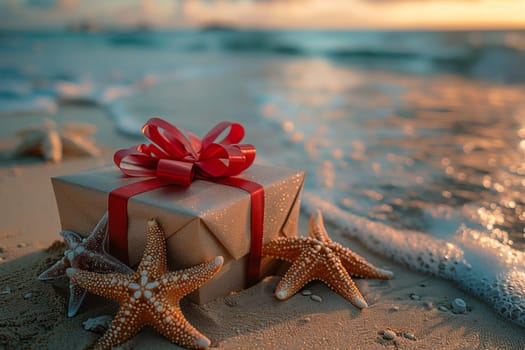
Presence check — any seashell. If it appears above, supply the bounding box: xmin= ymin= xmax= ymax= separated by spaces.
xmin=452 ymin=298 xmax=467 ymax=314
xmin=382 ymin=329 xmax=396 ymax=340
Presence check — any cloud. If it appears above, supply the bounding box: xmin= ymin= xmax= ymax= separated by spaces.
xmin=0 ymin=0 xmax=179 ymax=29
xmin=0 ymin=0 xmax=523 ymax=30
xmin=25 ymin=0 xmax=79 ymax=9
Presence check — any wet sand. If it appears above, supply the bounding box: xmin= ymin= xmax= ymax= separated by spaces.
xmin=0 ymin=143 xmax=524 ymax=349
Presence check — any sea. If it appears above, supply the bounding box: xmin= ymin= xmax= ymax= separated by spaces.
xmin=0 ymin=29 xmax=524 ymax=326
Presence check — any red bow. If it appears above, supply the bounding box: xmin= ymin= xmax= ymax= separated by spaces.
xmin=114 ymin=118 xmax=256 ymax=185
xmin=109 ymin=118 xmax=264 ymax=286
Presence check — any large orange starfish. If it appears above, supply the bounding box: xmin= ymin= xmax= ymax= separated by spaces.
xmin=262 ymin=210 xmax=393 ymax=309
xmin=67 ymin=219 xmax=223 ymax=350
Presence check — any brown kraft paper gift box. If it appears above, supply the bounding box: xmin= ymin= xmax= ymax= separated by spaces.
xmin=52 ymin=163 xmax=305 ymax=304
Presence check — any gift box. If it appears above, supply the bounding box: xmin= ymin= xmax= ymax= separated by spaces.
xmin=52 ymin=163 xmax=305 ymax=304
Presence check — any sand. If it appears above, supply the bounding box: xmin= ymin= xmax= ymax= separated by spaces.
xmin=1 ymin=112 xmax=525 ymax=349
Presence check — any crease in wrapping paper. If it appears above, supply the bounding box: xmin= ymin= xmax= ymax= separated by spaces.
xmin=51 ymin=163 xmax=305 ymax=303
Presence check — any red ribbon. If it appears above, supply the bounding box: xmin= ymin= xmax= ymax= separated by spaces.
xmin=108 ymin=118 xmax=263 ymax=286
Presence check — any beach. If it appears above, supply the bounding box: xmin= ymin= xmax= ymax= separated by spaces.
xmin=1 ymin=29 xmax=525 ymax=349
xmin=0 ymin=151 xmax=524 ymax=349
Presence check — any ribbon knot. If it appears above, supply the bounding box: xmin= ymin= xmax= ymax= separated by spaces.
xmin=109 ymin=117 xmax=264 ymax=286
xmin=114 ymin=118 xmax=256 ymax=185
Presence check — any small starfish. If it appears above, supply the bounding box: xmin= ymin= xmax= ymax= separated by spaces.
xmin=39 ymin=212 xmax=134 ymax=317
xmin=262 ymin=209 xmax=393 ymax=309
xmin=4 ymin=118 xmax=100 ymax=162
xmin=67 ymin=219 xmax=223 ymax=350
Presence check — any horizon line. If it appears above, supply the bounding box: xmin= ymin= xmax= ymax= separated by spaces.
xmin=2 ymin=24 xmax=525 ymax=32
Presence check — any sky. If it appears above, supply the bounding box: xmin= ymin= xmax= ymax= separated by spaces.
xmin=0 ymin=0 xmax=524 ymax=30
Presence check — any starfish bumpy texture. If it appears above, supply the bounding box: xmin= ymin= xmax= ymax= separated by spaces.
xmin=39 ymin=212 xmax=134 ymax=317
xmin=262 ymin=210 xmax=393 ymax=309
xmin=5 ymin=118 xmax=100 ymax=162
xmin=67 ymin=219 xmax=224 ymax=350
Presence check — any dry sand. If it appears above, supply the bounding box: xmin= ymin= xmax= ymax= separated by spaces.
xmin=1 ymin=114 xmax=525 ymax=349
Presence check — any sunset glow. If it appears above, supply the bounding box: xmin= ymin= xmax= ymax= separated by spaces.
xmin=0 ymin=0 xmax=524 ymax=30
xmin=184 ymin=0 xmax=525 ymax=30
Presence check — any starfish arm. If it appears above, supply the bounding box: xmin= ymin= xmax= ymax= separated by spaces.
xmin=149 ymin=299 xmax=210 ymax=349
xmin=8 ymin=131 xmax=44 ymax=158
xmin=164 ymin=256 xmax=224 ymax=300
xmin=38 ymin=258 xmax=70 ymax=280
xmin=67 ymin=282 xmax=87 ymax=317
xmin=262 ymin=238 xmax=309 ymax=262
xmin=308 ymin=209 xmax=332 ymax=243
xmin=322 ymin=256 xmax=368 ymax=309
xmin=61 ymin=133 xmax=100 ymax=156
xmin=274 ymin=251 xmax=319 ymax=300
xmin=76 ymin=251 xmax=134 ymax=275
xmin=42 ymin=129 xmax=62 ymax=162
xmin=67 ymin=268 xmax=130 ymax=301
xmin=137 ymin=220 xmax=168 ymax=275
xmin=83 ymin=212 xmax=108 ymax=252
xmin=336 ymin=245 xmax=393 ymax=280
xmin=92 ymin=306 xmax=143 ymax=350
xmin=59 ymin=230 xmax=82 ymax=248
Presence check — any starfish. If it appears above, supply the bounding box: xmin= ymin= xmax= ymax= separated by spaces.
xmin=67 ymin=219 xmax=224 ymax=350
xmin=39 ymin=212 xmax=134 ymax=317
xmin=4 ymin=118 xmax=100 ymax=162
xmin=262 ymin=209 xmax=393 ymax=309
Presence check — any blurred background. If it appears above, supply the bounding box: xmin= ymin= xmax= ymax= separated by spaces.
xmin=1 ymin=0 xmax=524 ymax=252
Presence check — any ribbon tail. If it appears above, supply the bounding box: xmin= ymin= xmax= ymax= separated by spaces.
xmin=108 ymin=178 xmax=168 ymax=264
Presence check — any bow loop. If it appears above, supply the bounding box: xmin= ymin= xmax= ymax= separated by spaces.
xmin=114 ymin=118 xmax=256 ymax=185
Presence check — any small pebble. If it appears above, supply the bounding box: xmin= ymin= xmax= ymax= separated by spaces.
xmin=23 ymin=292 xmax=33 ymax=299
xmin=404 ymin=332 xmax=416 ymax=341
xmin=310 ymin=295 xmax=323 ymax=302
xmin=423 ymin=301 xmax=433 ymax=310
xmin=224 ymin=297 xmax=237 ymax=307
xmin=438 ymin=305 xmax=449 ymax=312
xmin=297 ymin=317 xmax=311 ymax=325
xmin=382 ymin=329 xmax=396 ymax=340
xmin=452 ymin=298 xmax=467 ymax=314
xmin=0 ymin=287 xmax=12 ymax=295
xmin=388 ymin=306 xmax=399 ymax=313
xmin=301 ymin=289 xmax=312 ymax=296
xmin=82 ymin=315 xmax=112 ymax=334
xmin=409 ymin=293 xmax=421 ymax=300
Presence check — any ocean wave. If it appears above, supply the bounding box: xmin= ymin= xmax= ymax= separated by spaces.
xmin=107 ymin=33 xmax=160 ymax=47
xmin=255 ymin=61 xmax=525 ymax=327
xmin=0 ymin=63 xmax=230 ymax=139
xmin=302 ymin=193 xmax=525 ymax=327
xmin=201 ymin=30 xmax=525 ymax=82
xmin=0 ymin=95 xmax=57 ymax=116
xmin=220 ymin=33 xmax=305 ymax=56
xmin=2 ymin=30 xmax=525 ymax=83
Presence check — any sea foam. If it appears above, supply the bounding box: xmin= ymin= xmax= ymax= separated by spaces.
xmin=303 ymin=192 xmax=525 ymax=327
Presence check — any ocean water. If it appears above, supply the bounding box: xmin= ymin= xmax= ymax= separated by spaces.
xmin=1 ymin=29 xmax=524 ymax=326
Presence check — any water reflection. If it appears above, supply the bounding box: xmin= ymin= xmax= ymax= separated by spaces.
xmin=259 ymin=59 xmax=525 ymax=250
